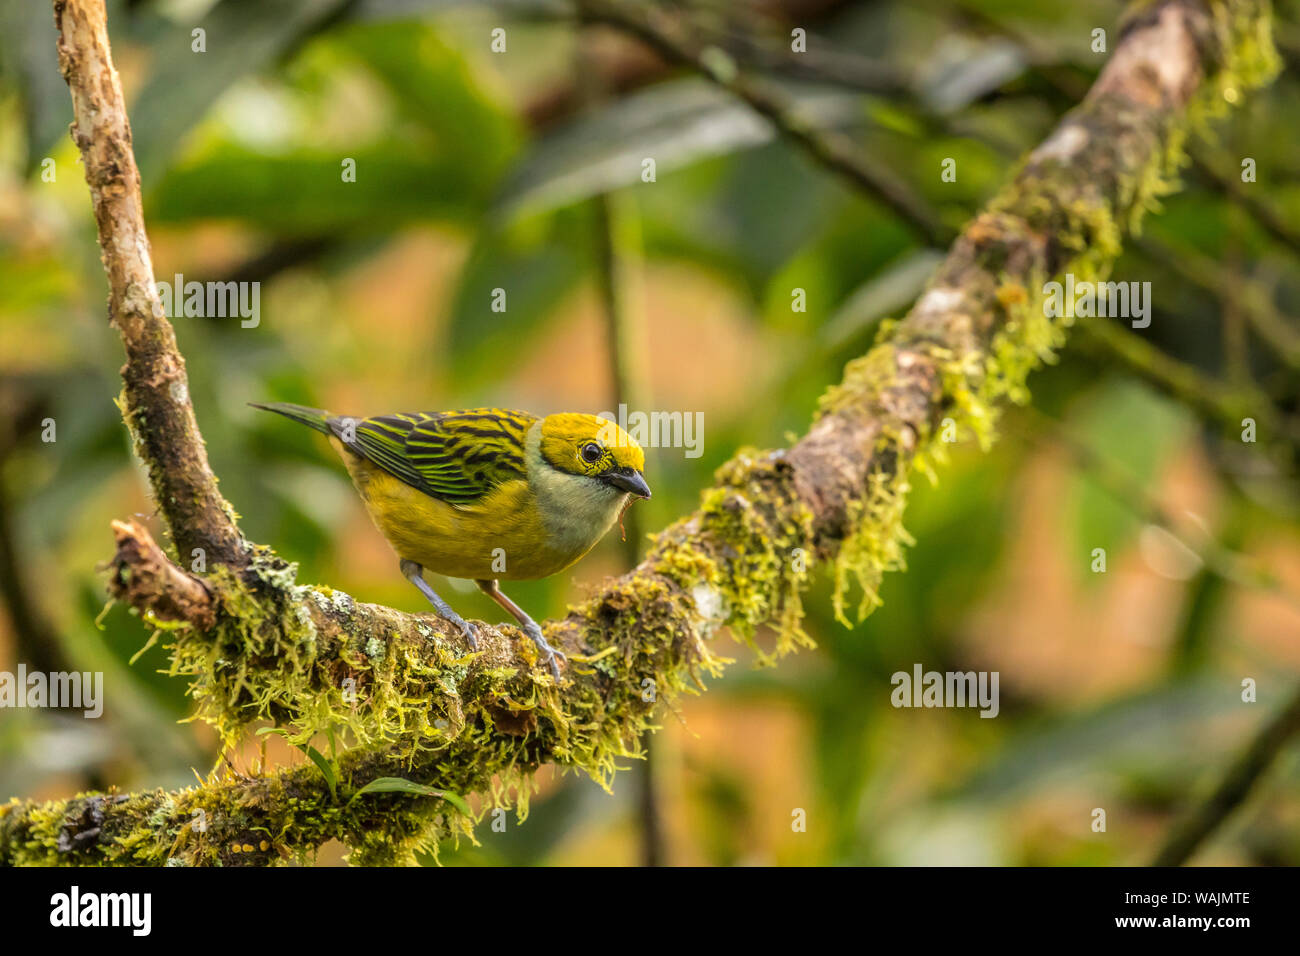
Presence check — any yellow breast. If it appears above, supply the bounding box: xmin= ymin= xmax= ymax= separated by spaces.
xmin=331 ymin=437 xmax=597 ymax=581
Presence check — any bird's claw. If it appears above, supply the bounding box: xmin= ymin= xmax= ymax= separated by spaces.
xmin=459 ymin=619 xmax=479 ymax=651
xmin=524 ymin=621 xmax=566 ymax=680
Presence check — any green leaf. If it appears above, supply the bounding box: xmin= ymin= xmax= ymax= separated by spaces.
xmin=916 ymin=36 xmax=1026 ymax=114
xmin=302 ymin=745 xmax=338 ymax=802
xmin=130 ymin=0 xmax=350 ymax=181
xmin=350 ymin=777 xmax=471 ymax=815
xmin=442 ymin=211 xmax=589 ymax=389
xmin=142 ymin=15 xmax=520 ymax=227
xmin=254 ymin=728 xmax=336 ymax=801
xmin=494 ymin=77 xmax=865 ymax=219
xmin=820 ymin=249 xmax=945 ymax=351
xmin=337 ymin=20 xmax=520 ymax=182
xmin=0 ymin=1 xmax=69 ymax=173
xmin=1067 ymin=378 xmax=1194 ymax=585
xmin=149 ymin=142 xmax=482 ymax=233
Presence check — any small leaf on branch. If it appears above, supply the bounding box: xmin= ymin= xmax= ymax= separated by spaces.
xmin=349 ymin=777 xmax=472 ymax=816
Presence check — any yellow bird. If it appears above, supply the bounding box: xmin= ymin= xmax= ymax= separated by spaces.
xmin=251 ymin=403 xmax=651 ymax=677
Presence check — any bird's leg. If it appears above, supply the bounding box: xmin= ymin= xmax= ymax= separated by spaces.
xmin=475 ymin=579 xmax=566 ymax=680
xmin=400 ymin=559 xmax=477 ymax=650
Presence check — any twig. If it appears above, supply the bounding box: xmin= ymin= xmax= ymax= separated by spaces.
xmin=1138 ymin=236 xmax=1300 ymax=374
xmin=1018 ymin=406 xmax=1300 ymax=609
xmin=1077 ymin=318 xmax=1300 ymax=451
xmin=1191 ymin=156 xmax=1300 ymax=258
xmin=584 ymin=38 xmax=666 ymax=862
xmin=591 ymin=195 xmax=667 ymax=866
xmin=574 ymin=0 xmax=953 ymax=246
xmin=1152 ymin=682 xmax=1300 ymax=865
xmin=949 ymin=0 xmax=1300 ymax=270
xmin=51 ymin=0 xmax=245 ymax=567
xmin=106 ymin=518 xmax=216 ymax=630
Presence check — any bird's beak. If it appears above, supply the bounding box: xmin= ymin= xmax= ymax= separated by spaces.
xmin=605 ymin=468 xmax=651 ymax=499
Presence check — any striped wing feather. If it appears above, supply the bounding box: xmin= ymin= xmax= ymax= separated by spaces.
xmin=339 ymin=408 xmax=536 ymax=505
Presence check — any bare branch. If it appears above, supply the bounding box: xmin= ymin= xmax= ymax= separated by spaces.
xmin=1152 ymin=683 xmax=1300 ymax=866
xmin=1077 ymin=318 xmax=1300 ymax=452
xmin=574 ymin=0 xmax=953 ymax=246
xmin=51 ymin=0 xmax=246 ymax=567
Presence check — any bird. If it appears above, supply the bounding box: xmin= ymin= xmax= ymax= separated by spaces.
xmin=250 ymin=403 xmax=651 ymax=678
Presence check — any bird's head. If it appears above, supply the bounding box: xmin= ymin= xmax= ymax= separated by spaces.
xmin=537 ymin=412 xmax=651 ymax=500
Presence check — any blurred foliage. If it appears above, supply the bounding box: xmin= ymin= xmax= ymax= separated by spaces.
xmin=1 ymin=0 xmax=1298 ymax=865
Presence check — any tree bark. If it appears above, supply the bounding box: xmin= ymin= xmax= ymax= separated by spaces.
xmin=50 ymin=0 xmax=247 ymax=569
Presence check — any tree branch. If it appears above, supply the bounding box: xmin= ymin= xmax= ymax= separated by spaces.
xmin=1152 ymin=682 xmax=1300 ymax=866
xmin=0 ymin=0 xmax=1280 ymax=865
xmin=1138 ymin=235 xmax=1300 ymax=374
xmin=1016 ymin=405 xmax=1300 ymax=621
xmin=51 ymin=0 xmax=247 ymax=569
xmin=1078 ymin=317 xmax=1300 ymax=453
xmin=573 ymin=0 xmax=954 ymax=246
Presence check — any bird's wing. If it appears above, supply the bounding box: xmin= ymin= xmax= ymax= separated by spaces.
xmin=341 ymin=408 xmax=536 ymax=505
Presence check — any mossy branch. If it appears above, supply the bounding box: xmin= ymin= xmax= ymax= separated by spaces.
xmin=0 ymin=0 xmax=1279 ymax=865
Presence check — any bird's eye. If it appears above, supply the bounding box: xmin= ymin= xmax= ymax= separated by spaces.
xmin=580 ymin=442 xmax=603 ymax=464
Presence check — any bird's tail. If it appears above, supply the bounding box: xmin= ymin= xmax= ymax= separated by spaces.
xmin=249 ymin=401 xmax=334 ymax=437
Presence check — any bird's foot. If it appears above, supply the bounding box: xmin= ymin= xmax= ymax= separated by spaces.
xmin=450 ymin=614 xmax=479 ymax=651
xmin=523 ymin=620 xmax=566 ymax=680
xmin=424 ymin=603 xmax=479 ymax=651
xmin=401 ymin=559 xmax=478 ymax=650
